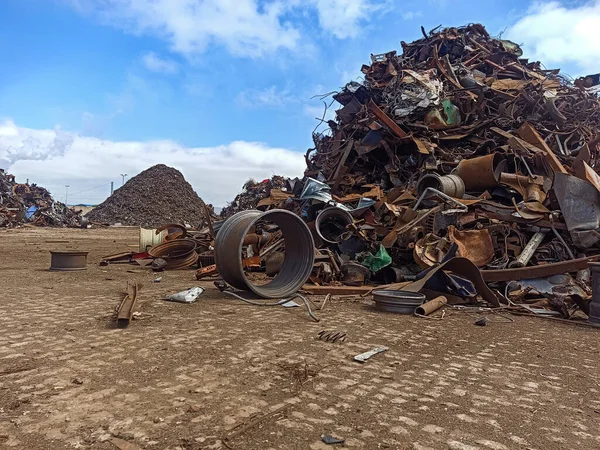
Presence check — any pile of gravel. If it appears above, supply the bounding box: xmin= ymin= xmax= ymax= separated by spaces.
xmin=87 ymin=164 xmax=207 ymax=227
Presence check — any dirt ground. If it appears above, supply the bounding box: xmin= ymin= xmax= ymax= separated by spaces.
xmin=1 ymin=227 xmax=600 ymax=450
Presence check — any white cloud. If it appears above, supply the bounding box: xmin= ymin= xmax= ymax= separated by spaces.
xmin=401 ymin=11 xmax=422 ymax=21
xmin=507 ymin=0 xmax=600 ymax=74
xmin=0 ymin=119 xmax=305 ymax=207
xmin=237 ymin=86 xmax=295 ymax=108
xmin=69 ymin=0 xmax=302 ymax=58
xmin=141 ymin=51 xmax=179 ymax=74
xmin=67 ymin=0 xmax=389 ymax=58
xmin=309 ymin=0 xmax=390 ymax=39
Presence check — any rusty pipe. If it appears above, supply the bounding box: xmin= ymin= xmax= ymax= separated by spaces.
xmin=242 ymin=232 xmax=271 ymax=246
xmin=415 ymin=296 xmax=447 ymax=316
xmin=455 ymin=153 xmax=506 ymax=191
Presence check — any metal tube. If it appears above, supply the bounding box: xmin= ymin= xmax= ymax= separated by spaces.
xmin=415 ymin=296 xmax=447 ymax=316
xmin=315 ymin=207 xmax=354 ymax=244
xmin=215 ymin=209 xmax=315 ymax=299
xmin=508 ymin=231 xmax=547 ymax=268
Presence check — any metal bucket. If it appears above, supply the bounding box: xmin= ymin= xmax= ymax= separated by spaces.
xmin=139 ymin=227 xmax=167 ymax=252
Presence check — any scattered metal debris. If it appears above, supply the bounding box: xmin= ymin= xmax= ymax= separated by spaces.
xmin=318 ymin=330 xmax=347 ymax=343
xmin=322 ymin=434 xmax=345 ymax=445
xmin=163 ymin=287 xmax=204 ymax=304
xmin=354 ymin=346 xmax=389 ymax=363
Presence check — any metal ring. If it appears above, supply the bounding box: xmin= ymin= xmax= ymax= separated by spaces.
xmin=215 ymin=209 xmax=315 ymax=298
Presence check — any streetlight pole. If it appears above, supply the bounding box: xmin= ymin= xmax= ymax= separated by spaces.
xmin=120 ymin=173 xmax=128 ymax=186
xmin=65 ymin=185 xmax=70 ymax=205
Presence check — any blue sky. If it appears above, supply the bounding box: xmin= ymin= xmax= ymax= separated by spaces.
xmin=1 ymin=0 xmax=599 ymax=206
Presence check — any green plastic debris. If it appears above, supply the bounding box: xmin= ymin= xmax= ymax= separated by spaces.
xmin=359 ymin=245 xmax=392 ymax=273
xmin=424 ymin=99 xmax=461 ymax=130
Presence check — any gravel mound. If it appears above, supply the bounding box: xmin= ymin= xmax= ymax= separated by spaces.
xmin=87 ymin=164 xmax=206 ymax=227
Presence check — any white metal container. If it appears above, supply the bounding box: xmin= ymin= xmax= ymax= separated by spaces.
xmin=139 ymin=227 xmax=167 ymax=252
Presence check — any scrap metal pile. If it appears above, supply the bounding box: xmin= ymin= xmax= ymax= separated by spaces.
xmin=0 ymin=168 xmax=80 ymax=227
xmin=216 ymin=24 xmax=600 ymax=320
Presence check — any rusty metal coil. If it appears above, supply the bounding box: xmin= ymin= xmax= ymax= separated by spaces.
xmin=148 ymin=239 xmax=198 ymax=270
xmin=215 ymin=209 xmax=315 ymax=298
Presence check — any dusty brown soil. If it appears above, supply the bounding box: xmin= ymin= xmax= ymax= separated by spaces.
xmin=1 ymin=227 xmax=599 ymax=450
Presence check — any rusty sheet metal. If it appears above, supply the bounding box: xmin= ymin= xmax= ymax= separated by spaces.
xmin=482 ymin=255 xmax=600 ymax=282
xmin=516 ymin=122 xmax=567 ymax=174
xmin=196 ymin=264 xmax=218 ymax=279
xmin=368 ymin=99 xmax=408 ymax=138
xmin=448 ymin=226 xmax=494 ymax=267
xmin=256 ymin=189 xmax=293 ymax=208
xmin=553 ymin=173 xmax=600 ymax=232
xmin=574 ymin=160 xmax=600 ymax=194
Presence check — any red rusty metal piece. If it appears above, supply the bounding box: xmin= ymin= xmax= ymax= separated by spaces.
xmin=368 ymin=100 xmax=408 ymax=138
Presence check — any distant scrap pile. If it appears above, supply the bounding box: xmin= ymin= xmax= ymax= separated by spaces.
xmin=0 ymin=168 xmax=80 ymax=227
xmin=87 ymin=164 xmax=212 ymax=228
xmin=220 ymin=176 xmax=292 ymax=219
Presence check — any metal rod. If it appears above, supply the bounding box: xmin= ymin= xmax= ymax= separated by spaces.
xmin=414 ymin=187 xmax=467 ymax=215
xmin=508 ymin=231 xmax=547 ymax=268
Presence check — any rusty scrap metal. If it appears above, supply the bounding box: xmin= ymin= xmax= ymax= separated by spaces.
xmin=0 ymin=169 xmax=82 ymax=228
xmin=482 ymin=255 xmax=600 ymax=282
xmin=317 ymin=330 xmax=348 ymax=343
xmin=211 ymin=23 xmax=600 ymax=318
xmin=117 ymin=281 xmax=140 ymax=327
xmin=415 ymin=295 xmax=448 ymax=316
xmin=147 ymin=239 xmax=198 ymax=270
